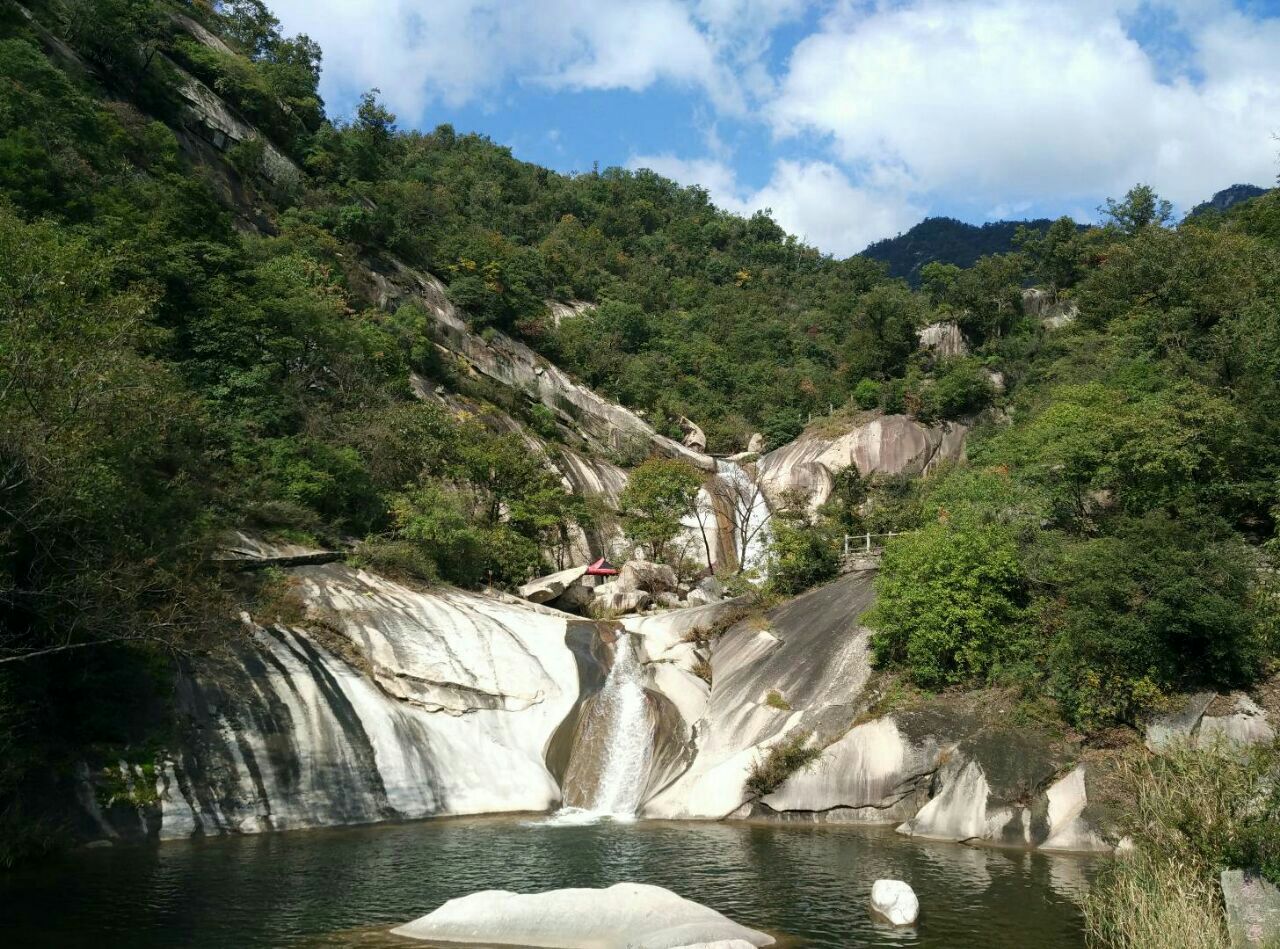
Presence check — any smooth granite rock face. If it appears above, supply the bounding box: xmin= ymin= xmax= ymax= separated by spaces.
xmin=153 ymin=565 xmax=583 ymax=839
xmin=917 ymin=321 xmax=968 ymax=358
xmin=756 ymin=414 xmax=968 ymax=509
xmin=642 ymin=573 xmax=878 ymax=819
xmin=391 ymin=882 xmax=776 ymax=948
xmin=1146 ymin=691 xmax=1276 ymax=752
xmin=869 ymin=880 xmax=919 ymax=926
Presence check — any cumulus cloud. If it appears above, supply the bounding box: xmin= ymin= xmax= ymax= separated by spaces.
xmin=769 ymin=0 xmax=1280 ymax=213
xmin=630 ymin=154 xmax=924 ymax=255
xmin=267 ymin=0 xmax=811 ymax=118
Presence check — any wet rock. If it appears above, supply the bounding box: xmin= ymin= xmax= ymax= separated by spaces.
xmin=869 ymin=879 xmax=919 ymax=926
xmin=391 ymin=882 xmax=775 ymax=947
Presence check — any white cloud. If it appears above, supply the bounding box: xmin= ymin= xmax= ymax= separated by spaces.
xmin=769 ymin=0 xmax=1280 ymax=213
xmin=268 ymin=0 xmax=735 ymax=117
xmin=268 ymin=0 xmax=814 ymax=118
xmin=630 ymin=154 xmax=924 ymax=255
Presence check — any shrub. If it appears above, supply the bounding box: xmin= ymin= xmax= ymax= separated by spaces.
xmin=866 ymin=520 xmax=1029 ymax=689
xmin=853 ymin=378 xmax=881 ymax=410
xmin=765 ymin=517 xmax=839 ymax=597
xmin=744 ymin=732 xmax=822 ymax=798
xmin=764 ymin=689 xmax=791 ymax=711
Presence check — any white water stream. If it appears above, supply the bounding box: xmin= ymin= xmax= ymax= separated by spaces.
xmin=545 ymin=634 xmax=654 ymax=824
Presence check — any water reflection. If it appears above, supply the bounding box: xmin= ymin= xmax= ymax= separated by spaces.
xmin=2 ymin=817 xmax=1093 ymax=948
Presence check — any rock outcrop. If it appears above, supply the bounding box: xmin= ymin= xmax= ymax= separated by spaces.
xmin=917 ymin=321 xmax=968 ymax=357
xmin=755 ymin=413 xmax=968 ymax=508
xmin=1146 ymin=691 xmax=1277 ymax=752
xmin=151 ymin=562 xmax=586 ymax=839
xmin=391 ymin=882 xmax=775 ymax=947
xmin=1023 ymin=288 xmax=1078 ymax=329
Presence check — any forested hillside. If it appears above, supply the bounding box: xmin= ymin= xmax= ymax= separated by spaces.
xmin=860 ymin=215 xmax=1059 ymax=285
xmin=0 ymin=0 xmax=1277 ymax=875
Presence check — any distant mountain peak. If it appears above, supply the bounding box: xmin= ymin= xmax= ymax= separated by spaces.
xmin=1187 ymin=183 xmax=1270 ymax=218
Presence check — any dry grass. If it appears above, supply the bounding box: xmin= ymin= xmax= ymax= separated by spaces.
xmin=1082 ymin=740 xmax=1280 ymax=949
xmin=1084 ymin=849 xmax=1230 ymax=949
xmin=744 ymin=732 xmax=822 ymax=798
xmin=692 ymin=655 xmax=713 ymax=686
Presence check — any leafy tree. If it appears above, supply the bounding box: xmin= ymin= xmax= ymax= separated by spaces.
xmin=1044 ymin=514 xmax=1268 ymax=729
xmin=1100 ymin=183 xmax=1174 ymax=235
xmin=866 ymin=520 xmax=1029 ymax=689
xmin=619 ymin=458 xmax=702 ymax=563
xmin=1015 ymin=215 xmax=1084 ymax=292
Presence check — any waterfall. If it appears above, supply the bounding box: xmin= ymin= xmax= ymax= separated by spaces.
xmin=547 ymin=633 xmax=654 ymax=824
xmin=588 ymin=634 xmax=654 ymax=817
xmin=715 ymin=458 xmax=772 ymax=575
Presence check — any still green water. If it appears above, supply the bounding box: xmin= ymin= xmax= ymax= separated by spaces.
xmin=2 ymin=817 xmax=1093 ymax=947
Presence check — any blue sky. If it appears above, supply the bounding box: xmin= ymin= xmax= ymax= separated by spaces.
xmin=268 ymin=0 xmax=1280 ymax=256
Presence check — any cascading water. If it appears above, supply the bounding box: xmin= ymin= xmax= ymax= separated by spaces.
xmin=588 ymin=634 xmax=654 ymax=817
xmin=547 ymin=633 xmax=654 ymax=824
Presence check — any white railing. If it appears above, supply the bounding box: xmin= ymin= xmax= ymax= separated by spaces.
xmin=841 ymin=532 xmax=903 ymax=557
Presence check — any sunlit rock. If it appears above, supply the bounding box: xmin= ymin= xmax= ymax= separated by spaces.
xmin=917 ymin=321 xmax=968 ymax=357
xmin=869 ymin=879 xmax=919 ymax=926
xmin=391 ymin=882 xmax=776 ymax=947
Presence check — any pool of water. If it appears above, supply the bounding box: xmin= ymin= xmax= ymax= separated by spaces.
xmin=1 ymin=817 xmax=1094 ymax=947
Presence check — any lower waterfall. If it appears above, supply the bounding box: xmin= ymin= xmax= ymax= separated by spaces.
xmin=548 ymin=633 xmax=654 ymax=823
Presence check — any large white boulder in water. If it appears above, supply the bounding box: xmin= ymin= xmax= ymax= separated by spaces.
xmin=869 ymin=879 xmax=919 ymax=926
xmin=391 ymin=882 xmax=775 ymax=948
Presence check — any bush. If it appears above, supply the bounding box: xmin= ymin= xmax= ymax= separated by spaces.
xmin=764 ymin=517 xmax=839 ymax=597
xmin=744 ymin=732 xmax=822 ymax=798
xmin=866 ymin=520 xmax=1029 ymax=689
xmin=853 ymin=378 xmax=881 ymax=410
xmin=1045 ymin=514 xmax=1269 ymax=730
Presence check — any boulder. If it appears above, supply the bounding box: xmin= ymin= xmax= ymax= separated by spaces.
xmin=685 ymin=588 xmax=716 ymax=607
xmin=1145 ymin=692 xmax=1216 ymax=752
xmin=656 ymin=592 xmax=684 ymax=609
xmin=518 ymin=565 xmax=588 ymax=604
xmin=869 ymin=880 xmax=918 ymax=927
xmin=1200 ymin=696 xmax=1276 ymax=748
xmin=747 ymin=433 xmax=765 ymax=454
xmin=697 ymin=576 xmax=726 ymax=600
xmin=390 ymin=882 xmax=776 ymax=947
xmin=917 ymin=321 xmax=967 ymax=357
xmin=1221 ymin=870 xmax=1280 ymax=949
xmin=596 ymin=589 xmax=652 ymax=614
xmin=680 ymin=416 xmax=708 ymax=452
xmin=617 ymin=560 xmax=680 ymax=596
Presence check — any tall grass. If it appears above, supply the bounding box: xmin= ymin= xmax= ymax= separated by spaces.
xmin=1083 ymin=740 xmax=1280 ymax=949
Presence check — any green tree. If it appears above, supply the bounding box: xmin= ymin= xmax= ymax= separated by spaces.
xmin=619 ymin=457 xmax=702 ymax=563
xmin=1100 ymin=183 xmax=1174 ymax=235
xmin=866 ymin=520 xmax=1029 ymax=689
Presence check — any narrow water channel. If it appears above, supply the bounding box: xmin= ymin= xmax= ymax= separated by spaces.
xmin=1 ymin=817 xmax=1093 ymax=947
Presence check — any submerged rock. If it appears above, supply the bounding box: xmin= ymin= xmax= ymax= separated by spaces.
xmin=869 ymin=879 xmax=919 ymax=926
xmin=391 ymin=882 xmax=775 ymax=948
